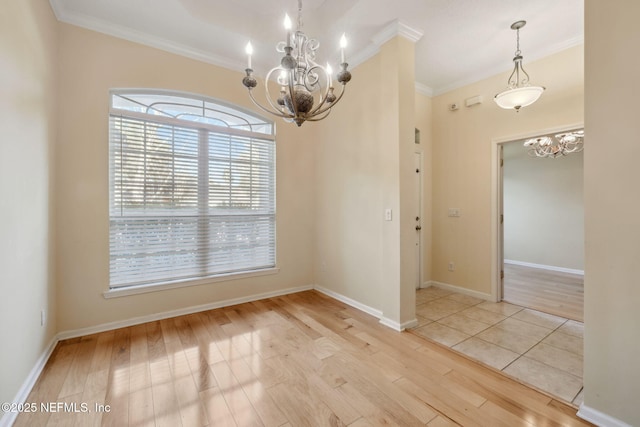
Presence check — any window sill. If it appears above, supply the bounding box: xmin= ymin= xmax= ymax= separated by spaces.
xmin=103 ymin=267 xmax=280 ymax=299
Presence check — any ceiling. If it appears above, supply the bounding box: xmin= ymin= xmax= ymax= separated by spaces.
xmin=49 ymin=0 xmax=584 ymax=96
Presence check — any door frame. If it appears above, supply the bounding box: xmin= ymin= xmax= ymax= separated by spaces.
xmin=414 ymin=149 xmax=424 ymax=290
xmin=490 ymin=122 xmax=584 ymax=302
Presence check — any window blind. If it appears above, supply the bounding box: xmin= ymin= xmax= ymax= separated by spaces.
xmin=109 ymin=104 xmax=275 ymax=289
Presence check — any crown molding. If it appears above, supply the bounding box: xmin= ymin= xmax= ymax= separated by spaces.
xmin=48 ymin=0 xmax=65 ymax=20
xmin=432 ymin=36 xmax=584 ymax=96
xmin=51 ymin=2 xmax=425 ymax=78
xmin=372 ymin=19 xmax=424 ymax=46
xmin=50 ymin=1 xmax=582 ymax=100
xmin=49 ymin=1 xmax=242 ymax=72
xmin=348 ymin=20 xmax=424 ymax=71
xmin=50 ymin=2 xmax=434 ymax=102
xmin=348 ymin=42 xmax=382 ymax=69
xmin=415 ymin=82 xmax=434 ymax=97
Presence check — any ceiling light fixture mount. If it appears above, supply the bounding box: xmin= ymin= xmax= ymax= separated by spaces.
xmin=241 ymin=0 xmax=351 ymax=127
xmin=494 ymin=20 xmax=545 ymax=112
xmin=524 ymin=130 xmax=584 ymax=158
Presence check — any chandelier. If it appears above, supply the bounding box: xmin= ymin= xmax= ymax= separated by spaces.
xmin=524 ymin=130 xmax=584 ymax=158
xmin=494 ymin=20 xmax=545 ymax=112
xmin=241 ymin=0 xmax=351 ymax=127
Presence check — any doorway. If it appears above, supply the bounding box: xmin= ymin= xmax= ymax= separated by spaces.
xmin=492 ymin=125 xmax=585 ymax=321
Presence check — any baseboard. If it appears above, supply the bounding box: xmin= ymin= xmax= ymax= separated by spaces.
xmin=313 ymin=285 xmax=383 ymax=319
xmin=58 ymin=284 xmax=314 ymax=340
xmin=504 ymin=259 xmax=584 ymax=276
xmin=4 ymin=282 xmax=415 ymax=425
xmin=0 ymin=335 xmax=58 ymax=427
xmin=2 ymin=284 xmax=315 ymax=426
xmin=379 ymin=317 xmax=401 ymax=331
xmin=420 ymin=281 xmax=433 ymax=289
xmin=379 ymin=317 xmax=418 ymax=332
xmin=577 ymin=403 xmax=632 ymax=427
xmin=7 ymin=283 xmax=632 ymax=427
xmin=314 ymin=285 xmax=418 ymax=332
xmin=429 ymin=281 xmax=493 ymax=301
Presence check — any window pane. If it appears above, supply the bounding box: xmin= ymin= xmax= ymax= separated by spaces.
xmin=109 ymin=91 xmax=275 ymax=288
xmin=111 ymin=91 xmax=273 ymax=135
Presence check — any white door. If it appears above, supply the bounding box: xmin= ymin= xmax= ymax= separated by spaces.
xmin=415 ymin=152 xmax=423 ymax=290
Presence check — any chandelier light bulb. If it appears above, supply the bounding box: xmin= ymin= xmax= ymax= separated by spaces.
xmin=245 ymin=42 xmax=253 ymax=69
xmin=340 ymin=33 xmax=347 ymax=48
xmin=340 ymin=33 xmax=347 ymax=63
xmin=279 ymin=69 xmax=288 ymax=84
xmin=284 ymin=13 xmax=292 ymax=46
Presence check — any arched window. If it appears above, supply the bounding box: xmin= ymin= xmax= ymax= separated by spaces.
xmin=109 ymin=90 xmax=276 ymax=291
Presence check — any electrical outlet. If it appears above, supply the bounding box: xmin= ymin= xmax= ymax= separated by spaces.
xmin=41 ymin=309 xmax=46 ymax=327
xmin=448 ymin=262 xmax=455 ymax=272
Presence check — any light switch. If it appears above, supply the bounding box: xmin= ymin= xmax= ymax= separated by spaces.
xmin=385 ymin=208 xmax=392 ymax=221
xmin=448 ymin=208 xmax=461 ymax=217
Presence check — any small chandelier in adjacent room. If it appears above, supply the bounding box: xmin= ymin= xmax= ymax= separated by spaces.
xmin=241 ymin=0 xmax=351 ymax=127
xmin=524 ymin=130 xmax=584 ymax=158
xmin=494 ymin=20 xmax=545 ymax=112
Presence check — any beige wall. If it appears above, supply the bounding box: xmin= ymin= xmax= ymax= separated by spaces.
xmin=0 ymin=0 xmax=58 ymax=407
xmin=314 ymin=35 xmax=418 ymax=327
xmin=55 ymin=24 xmax=316 ymax=332
xmin=314 ymin=49 xmax=386 ymax=312
xmin=583 ymin=1 xmax=640 ymax=425
xmin=431 ymin=45 xmax=584 ymax=295
xmin=503 ymin=142 xmax=584 ymax=271
xmin=378 ymin=36 xmax=418 ymax=326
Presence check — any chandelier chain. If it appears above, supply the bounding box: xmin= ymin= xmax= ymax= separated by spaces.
xmin=297 ymin=0 xmax=303 ymax=32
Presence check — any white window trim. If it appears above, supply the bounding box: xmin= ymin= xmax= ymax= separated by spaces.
xmin=109 ymin=109 xmax=271 ymax=141
xmin=108 ymin=89 xmax=276 ymax=293
xmin=103 ymin=267 xmax=280 ymax=299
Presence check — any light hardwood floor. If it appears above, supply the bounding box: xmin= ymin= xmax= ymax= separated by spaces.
xmin=15 ymin=291 xmax=592 ymax=426
xmin=503 ymin=263 xmax=584 ymax=322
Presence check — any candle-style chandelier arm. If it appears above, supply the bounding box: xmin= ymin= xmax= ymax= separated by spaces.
xmin=241 ymin=0 xmax=351 ymax=126
xmin=247 ymin=86 xmax=286 ymax=119
xmin=304 ymin=110 xmax=331 ymax=122
xmin=304 ymin=68 xmax=338 ymax=116
xmin=523 ymin=130 xmax=584 ymax=158
xmin=307 ymin=83 xmax=347 ymax=118
xmin=245 ymin=63 xmax=341 ymax=120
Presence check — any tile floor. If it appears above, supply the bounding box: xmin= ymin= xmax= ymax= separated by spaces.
xmin=411 ymin=286 xmax=584 ymax=406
